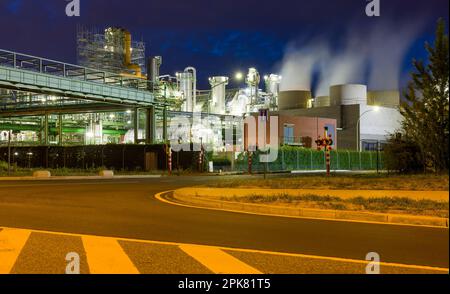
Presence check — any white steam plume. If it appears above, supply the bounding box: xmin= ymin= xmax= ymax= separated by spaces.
xmin=279 ymin=20 xmax=426 ymax=96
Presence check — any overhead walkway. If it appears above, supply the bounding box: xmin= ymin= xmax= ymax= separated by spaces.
xmin=0 ymin=48 xmax=155 ymax=114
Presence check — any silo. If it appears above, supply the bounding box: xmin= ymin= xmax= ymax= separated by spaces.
xmin=314 ymin=96 xmax=331 ymax=108
xmin=209 ymin=76 xmax=229 ymax=115
xmin=178 ymin=72 xmax=193 ymax=112
xmin=278 ymin=90 xmax=312 ymax=110
xmin=330 ymin=84 xmax=367 ymax=106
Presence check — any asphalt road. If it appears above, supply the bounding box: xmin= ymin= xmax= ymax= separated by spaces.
xmin=0 ymin=176 xmax=448 ymax=271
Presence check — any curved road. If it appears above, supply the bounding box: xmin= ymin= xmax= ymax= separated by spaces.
xmin=0 ymin=176 xmax=448 ymax=270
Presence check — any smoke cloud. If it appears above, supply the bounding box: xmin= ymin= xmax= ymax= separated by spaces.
xmin=279 ymin=20 xmax=426 ymax=96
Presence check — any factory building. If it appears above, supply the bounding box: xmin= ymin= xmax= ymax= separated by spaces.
xmin=274 ymin=84 xmax=402 ymax=150
xmin=243 ymin=114 xmax=337 ymax=150
xmin=0 ymin=26 xmax=403 ymax=153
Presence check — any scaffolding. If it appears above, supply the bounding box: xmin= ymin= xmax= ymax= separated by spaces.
xmin=76 ymin=25 xmax=146 ymax=75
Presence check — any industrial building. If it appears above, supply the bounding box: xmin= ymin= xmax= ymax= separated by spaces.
xmin=0 ymin=26 xmax=402 ymax=157
xmin=274 ymin=84 xmax=402 ymax=150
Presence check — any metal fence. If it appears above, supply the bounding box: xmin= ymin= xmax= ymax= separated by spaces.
xmin=233 ymin=148 xmax=384 ymax=172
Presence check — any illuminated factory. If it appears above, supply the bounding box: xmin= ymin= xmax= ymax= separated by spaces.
xmin=0 ymin=26 xmax=402 ymax=153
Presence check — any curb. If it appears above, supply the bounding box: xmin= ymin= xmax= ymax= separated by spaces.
xmin=170 ymin=190 xmax=449 ymax=228
xmin=0 ymin=175 xmax=162 ymax=181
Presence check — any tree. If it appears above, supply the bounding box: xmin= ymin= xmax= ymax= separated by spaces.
xmin=400 ymin=18 xmax=449 ymax=172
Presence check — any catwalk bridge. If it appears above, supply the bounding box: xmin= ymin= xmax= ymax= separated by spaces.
xmin=0 ymin=49 xmax=156 ymax=117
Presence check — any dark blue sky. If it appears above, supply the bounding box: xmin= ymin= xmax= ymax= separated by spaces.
xmin=0 ymin=0 xmax=448 ymax=90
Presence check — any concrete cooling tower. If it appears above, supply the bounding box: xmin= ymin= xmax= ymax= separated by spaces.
xmin=330 ymin=84 xmax=368 ymax=106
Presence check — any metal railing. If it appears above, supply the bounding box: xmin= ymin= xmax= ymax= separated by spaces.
xmin=0 ymin=49 xmax=153 ymax=91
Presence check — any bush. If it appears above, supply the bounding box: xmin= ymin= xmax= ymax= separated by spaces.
xmin=383 ymin=134 xmax=424 ymax=173
xmin=0 ymin=161 xmax=8 ymax=171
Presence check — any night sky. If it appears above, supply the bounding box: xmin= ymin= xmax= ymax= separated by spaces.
xmin=0 ymin=0 xmax=448 ymax=90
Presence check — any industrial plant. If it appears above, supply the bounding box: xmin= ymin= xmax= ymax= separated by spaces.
xmin=0 ymin=26 xmax=402 ymax=163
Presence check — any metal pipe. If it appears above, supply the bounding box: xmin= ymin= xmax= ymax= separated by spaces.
xmin=124 ymin=30 xmax=142 ymax=77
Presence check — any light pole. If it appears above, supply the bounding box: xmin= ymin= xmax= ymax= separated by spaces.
xmin=356 ymin=107 xmax=379 ymax=152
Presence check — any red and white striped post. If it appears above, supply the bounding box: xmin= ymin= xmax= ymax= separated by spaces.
xmin=198 ymin=138 xmax=204 ymax=173
xmin=166 ymin=145 xmax=172 ymax=176
xmin=315 ymin=127 xmax=333 ymax=177
xmin=325 ymin=145 xmax=331 ymax=176
xmin=248 ymin=150 xmax=253 ymax=175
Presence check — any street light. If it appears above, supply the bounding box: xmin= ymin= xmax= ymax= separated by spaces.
xmin=235 ymin=72 xmax=244 ymax=81
xmin=356 ymin=106 xmax=380 ymax=152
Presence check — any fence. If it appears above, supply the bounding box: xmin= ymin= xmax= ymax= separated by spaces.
xmin=233 ymin=147 xmax=384 ymax=172
xmin=0 ymin=145 xmax=166 ymax=171
xmin=1 ymin=144 xmax=383 ymax=173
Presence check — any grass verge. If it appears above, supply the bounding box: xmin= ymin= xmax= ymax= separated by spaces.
xmin=220 ymin=194 xmax=449 ymax=218
xmin=207 ymin=174 xmax=449 ymax=191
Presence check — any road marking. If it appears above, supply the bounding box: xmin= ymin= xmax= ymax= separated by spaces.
xmin=0 ymin=228 xmax=31 ymax=274
xmin=82 ymin=236 xmax=139 ymax=274
xmin=1 ymin=226 xmax=448 ymax=273
xmin=180 ymin=245 xmax=262 ymax=274
xmin=155 ymin=191 xmax=449 ymax=230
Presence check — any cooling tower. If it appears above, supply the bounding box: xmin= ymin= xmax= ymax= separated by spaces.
xmin=278 ymin=90 xmax=312 ymax=110
xmin=330 ymin=84 xmax=367 ymax=106
xmin=367 ymin=90 xmax=400 ymax=108
xmin=314 ymin=96 xmax=331 ymax=108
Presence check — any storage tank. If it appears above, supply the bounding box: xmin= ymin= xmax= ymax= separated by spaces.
xmin=178 ymin=67 xmax=197 ymax=112
xmin=278 ymin=90 xmax=312 ymax=110
xmin=314 ymin=96 xmax=331 ymax=108
xmin=330 ymin=84 xmax=367 ymax=106
xmin=209 ymin=76 xmax=229 ymax=115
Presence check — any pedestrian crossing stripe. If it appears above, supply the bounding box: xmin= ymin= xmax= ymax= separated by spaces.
xmin=180 ymin=245 xmax=262 ymax=274
xmin=0 ymin=228 xmax=31 ymax=274
xmin=0 ymin=227 xmax=448 ymax=274
xmin=82 ymin=236 xmax=139 ymax=274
